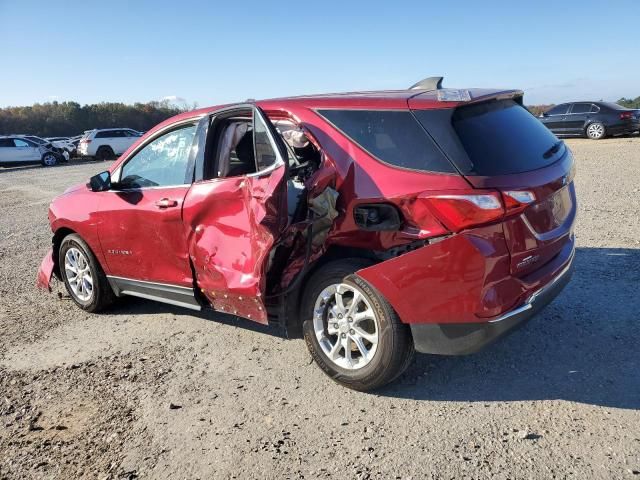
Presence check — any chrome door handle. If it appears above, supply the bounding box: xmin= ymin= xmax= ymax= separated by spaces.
xmin=155 ymin=198 xmax=178 ymax=208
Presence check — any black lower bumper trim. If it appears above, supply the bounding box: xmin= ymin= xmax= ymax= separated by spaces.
xmin=410 ymin=251 xmax=574 ymax=355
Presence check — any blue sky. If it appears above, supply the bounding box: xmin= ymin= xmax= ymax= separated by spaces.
xmin=0 ymin=0 xmax=638 ymax=107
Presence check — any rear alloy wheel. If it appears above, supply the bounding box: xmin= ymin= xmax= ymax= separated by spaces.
xmin=302 ymin=259 xmax=414 ymax=391
xmin=59 ymin=234 xmax=115 ymax=312
xmin=586 ymin=122 xmax=606 ymax=140
xmin=41 ymin=152 xmax=58 ymax=167
xmin=96 ymin=146 xmax=114 ymax=161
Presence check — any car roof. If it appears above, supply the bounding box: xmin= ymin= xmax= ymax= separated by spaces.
xmin=142 ymin=86 xmax=522 ymax=139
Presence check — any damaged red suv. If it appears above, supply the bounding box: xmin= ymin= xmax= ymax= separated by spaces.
xmin=37 ymin=77 xmax=576 ymax=391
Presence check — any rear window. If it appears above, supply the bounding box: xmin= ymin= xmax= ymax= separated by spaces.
xmin=414 ymin=99 xmax=565 ymax=176
xmin=317 ymin=109 xmax=455 ymax=173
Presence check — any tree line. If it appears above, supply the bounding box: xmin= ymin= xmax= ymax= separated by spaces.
xmin=0 ymin=100 xmax=191 ymax=137
xmin=1 ymin=96 xmax=636 ymax=138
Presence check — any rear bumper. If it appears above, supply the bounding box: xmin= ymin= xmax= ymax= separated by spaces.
xmin=409 ymin=246 xmax=574 ymax=354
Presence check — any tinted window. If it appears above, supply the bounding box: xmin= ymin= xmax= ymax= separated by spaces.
xmin=0 ymin=139 xmax=14 ymax=147
xmin=119 ymin=124 xmax=197 ymax=188
xmin=546 ymin=104 xmax=569 ymax=115
xmin=415 ymin=99 xmax=564 ymax=176
xmin=590 ymin=104 xmax=600 ymax=113
xmin=571 ymin=103 xmax=591 ymax=114
xmin=95 ymin=131 xmax=113 ymax=138
xmin=317 ymin=110 xmax=455 ymax=173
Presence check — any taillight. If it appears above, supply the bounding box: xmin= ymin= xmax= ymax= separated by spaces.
xmin=424 ymin=191 xmax=504 ymax=232
xmin=502 ymin=190 xmax=536 ymax=214
xmin=620 ymin=111 xmax=633 ymax=120
xmin=80 ymin=139 xmax=91 ymax=144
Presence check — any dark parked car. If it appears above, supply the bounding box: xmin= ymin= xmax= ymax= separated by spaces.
xmin=37 ymin=77 xmax=576 ymax=391
xmin=539 ymin=101 xmax=640 ymax=139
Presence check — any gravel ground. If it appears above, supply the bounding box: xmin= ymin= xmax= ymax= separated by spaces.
xmin=0 ymin=137 xmax=639 ymax=479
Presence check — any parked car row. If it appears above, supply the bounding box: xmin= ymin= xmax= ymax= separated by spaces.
xmin=0 ymin=128 xmax=143 ymax=167
xmin=539 ymin=101 xmax=640 ymax=139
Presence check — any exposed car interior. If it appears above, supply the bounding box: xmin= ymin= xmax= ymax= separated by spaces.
xmin=205 ymin=109 xmax=322 ymax=221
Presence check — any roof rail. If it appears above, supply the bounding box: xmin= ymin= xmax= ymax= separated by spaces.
xmin=409 ymin=76 xmax=443 ymax=90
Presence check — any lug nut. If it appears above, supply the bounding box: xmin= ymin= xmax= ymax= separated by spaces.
xmin=333 ymin=323 xmax=338 ymax=329
xmin=347 ymin=317 xmax=353 ymax=322
xmin=341 ymin=333 xmax=346 ymax=338
xmin=349 ymin=329 xmax=355 ymax=335
xmin=337 ymin=314 xmax=343 ymax=319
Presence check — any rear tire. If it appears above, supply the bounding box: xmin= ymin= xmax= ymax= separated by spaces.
xmin=96 ymin=146 xmax=114 ymax=161
xmin=302 ymin=259 xmax=414 ymax=391
xmin=586 ymin=122 xmax=606 ymax=140
xmin=58 ymin=234 xmax=115 ymax=312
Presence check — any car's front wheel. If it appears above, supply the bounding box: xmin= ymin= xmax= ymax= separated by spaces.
xmin=586 ymin=122 xmax=606 ymax=140
xmin=41 ymin=152 xmax=58 ymax=167
xmin=59 ymin=234 xmax=115 ymax=312
xmin=302 ymin=259 xmax=414 ymax=391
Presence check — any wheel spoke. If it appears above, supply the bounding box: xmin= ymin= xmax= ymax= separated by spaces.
xmin=334 ymin=290 xmax=346 ymax=313
xmin=352 ymin=325 xmax=378 ymax=344
xmin=346 ymin=290 xmax=362 ymax=316
xmin=351 ymin=334 xmax=370 ymax=360
xmin=328 ymin=339 xmax=342 ymax=360
xmin=353 ymin=309 xmax=375 ymax=324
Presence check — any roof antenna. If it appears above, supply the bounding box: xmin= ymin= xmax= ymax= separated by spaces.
xmin=409 ymin=76 xmax=443 ymax=90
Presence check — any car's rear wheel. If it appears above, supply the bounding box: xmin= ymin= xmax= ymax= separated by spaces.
xmin=302 ymin=259 xmax=414 ymax=391
xmin=41 ymin=152 xmax=58 ymax=167
xmin=96 ymin=146 xmax=114 ymax=161
xmin=586 ymin=122 xmax=606 ymax=140
xmin=59 ymin=234 xmax=115 ymax=312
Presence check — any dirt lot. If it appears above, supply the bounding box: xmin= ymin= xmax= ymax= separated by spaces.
xmin=0 ymin=137 xmax=639 ymax=479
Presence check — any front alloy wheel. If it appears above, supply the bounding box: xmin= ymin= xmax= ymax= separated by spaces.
xmin=42 ymin=152 xmax=58 ymax=166
xmin=64 ymin=247 xmax=94 ymax=301
xmin=59 ymin=234 xmax=115 ymax=312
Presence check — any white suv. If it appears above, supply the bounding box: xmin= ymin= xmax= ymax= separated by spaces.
xmin=78 ymin=128 xmax=142 ymax=160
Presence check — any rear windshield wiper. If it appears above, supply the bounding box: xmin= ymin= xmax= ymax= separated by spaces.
xmin=543 ymin=140 xmax=564 ymax=159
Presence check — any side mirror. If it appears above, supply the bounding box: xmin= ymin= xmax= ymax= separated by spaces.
xmin=89 ymin=171 xmax=111 ymax=192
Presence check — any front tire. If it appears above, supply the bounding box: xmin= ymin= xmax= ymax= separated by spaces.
xmin=302 ymin=259 xmax=414 ymax=391
xmin=41 ymin=152 xmax=58 ymax=167
xmin=586 ymin=122 xmax=606 ymax=140
xmin=58 ymin=234 xmax=115 ymax=312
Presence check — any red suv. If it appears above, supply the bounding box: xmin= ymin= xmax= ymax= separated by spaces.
xmin=37 ymin=77 xmax=576 ymax=391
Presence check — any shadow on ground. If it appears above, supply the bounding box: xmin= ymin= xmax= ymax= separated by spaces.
xmin=381 ymin=246 xmax=640 ymax=410
xmin=97 ymin=246 xmax=640 ymax=410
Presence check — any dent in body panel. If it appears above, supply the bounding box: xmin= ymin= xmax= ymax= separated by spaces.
xmin=356 ymin=224 xmax=520 ymax=325
xmin=183 ymin=166 xmax=287 ymax=323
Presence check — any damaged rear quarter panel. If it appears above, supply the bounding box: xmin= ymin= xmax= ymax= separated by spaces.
xmin=182 ymin=166 xmax=287 ymax=323
xmin=356 ymin=224 xmax=521 ymax=324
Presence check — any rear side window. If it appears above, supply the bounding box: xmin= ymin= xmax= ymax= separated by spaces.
xmin=317 ymin=109 xmax=455 ymax=173
xmin=95 ymin=131 xmax=112 ymax=138
xmin=414 ymin=99 xmax=565 ymax=176
xmin=571 ymin=103 xmax=591 ymax=114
